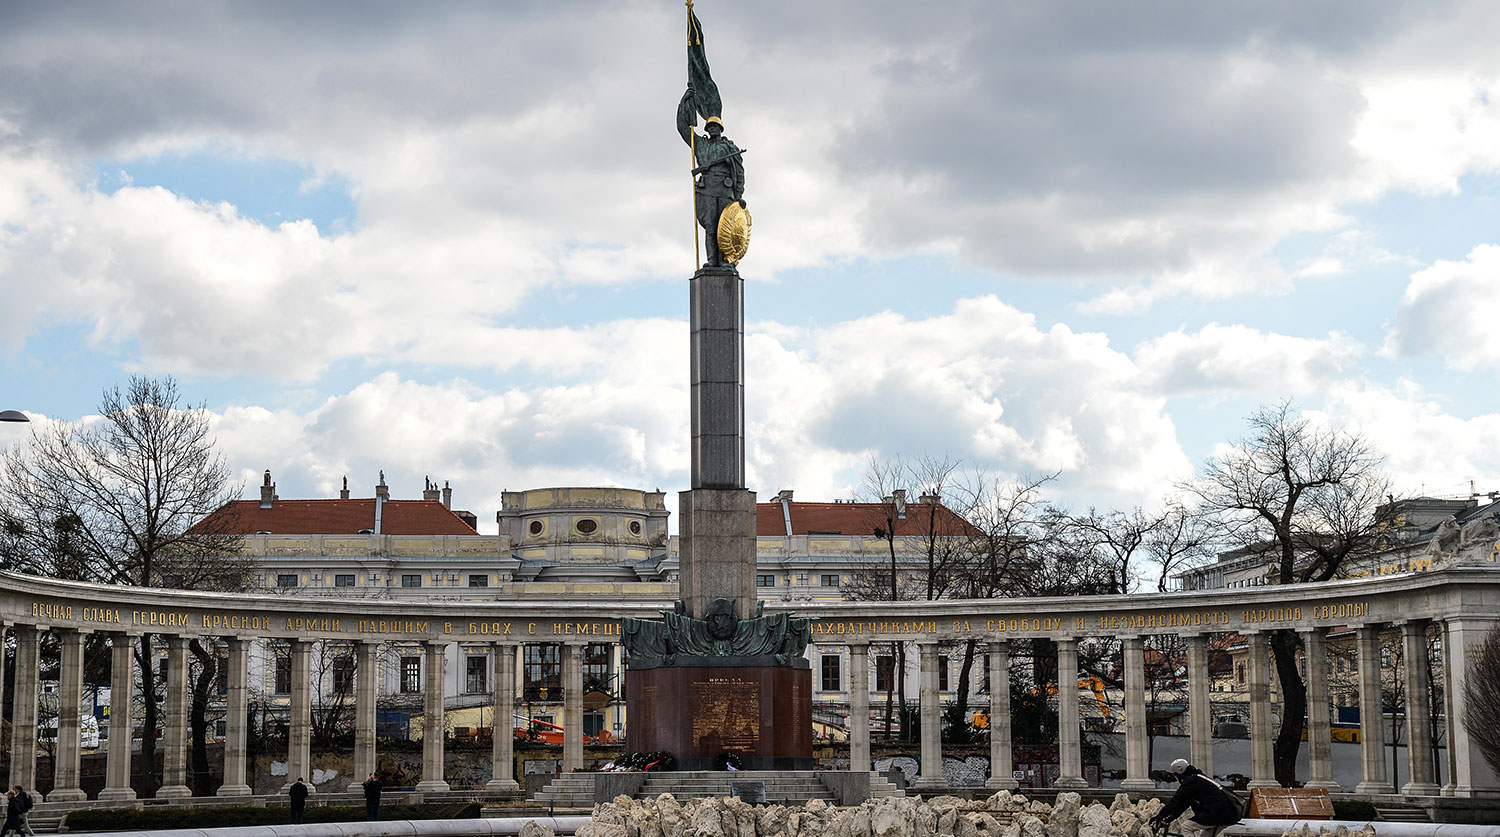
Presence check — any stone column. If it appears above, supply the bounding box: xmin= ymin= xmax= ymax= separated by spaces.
xmin=158 ymin=635 xmax=193 ymax=797
xmin=984 ymin=641 xmax=1018 ymax=789
xmin=1185 ymin=634 xmax=1213 ymax=775
xmin=1444 ymin=617 xmax=1500 ymax=797
xmin=9 ymin=625 xmax=40 ymax=797
xmin=848 ymin=642 xmax=871 ymax=774
xmin=218 ymin=638 xmax=252 ymax=796
xmin=1054 ymin=638 xmax=1087 ymax=788
xmin=487 ymin=643 xmax=519 ymax=790
xmin=1354 ymin=624 xmax=1395 ymax=794
xmin=1246 ymin=632 xmax=1278 ymax=789
xmin=352 ymin=640 xmax=379 ymax=787
xmin=1441 ymin=620 xmax=1459 ymax=797
xmin=562 ymin=642 xmax=584 ymax=773
xmin=286 ymin=640 xmax=313 ymax=792
xmin=99 ymin=634 xmax=138 ymax=801
xmin=48 ymin=628 xmax=88 ymax=801
xmin=1300 ymin=628 xmax=1339 ymax=790
xmin=913 ymin=641 xmax=946 ymax=791
xmin=1402 ymin=621 xmax=1441 ymax=796
xmin=415 ymin=640 xmax=450 ymax=792
xmin=1121 ymin=636 xmax=1154 ymax=791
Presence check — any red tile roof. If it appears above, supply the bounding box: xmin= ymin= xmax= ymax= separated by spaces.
xmin=755 ymin=501 xmax=979 ymax=537
xmin=195 ymin=499 xmax=478 ymax=536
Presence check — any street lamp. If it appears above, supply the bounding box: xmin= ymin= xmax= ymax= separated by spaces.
xmin=0 ymin=410 xmax=30 ymax=422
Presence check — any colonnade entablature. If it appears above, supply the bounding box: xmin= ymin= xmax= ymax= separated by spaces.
xmin=3 ymin=566 xmax=1493 ymax=643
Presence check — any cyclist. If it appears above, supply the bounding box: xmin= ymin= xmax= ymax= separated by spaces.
xmin=1150 ymin=759 xmax=1242 ymax=837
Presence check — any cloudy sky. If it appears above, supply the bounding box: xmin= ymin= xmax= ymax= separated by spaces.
xmin=3 ymin=1 xmax=1500 ymax=533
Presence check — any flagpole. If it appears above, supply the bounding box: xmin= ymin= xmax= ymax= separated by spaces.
xmin=688 ymin=0 xmax=699 ymax=272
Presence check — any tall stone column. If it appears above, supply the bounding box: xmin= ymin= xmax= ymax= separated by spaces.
xmin=286 ymin=640 xmax=313 ymax=793
xmin=158 ymin=635 xmax=193 ymax=797
xmin=1443 ymin=617 xmax=1500 ymax=797
xmin=1441 ymin=620 xmax=1459 ymax=797
xmin=1121 ymin=636 xmax=1154 ymax=791
xmin=1402 ymin=621 xmax=1441 ymax=795
xmin=487 ymin=642 xmax=519 ymax=790
xmin=1246 ymin=632 xmax=1277 ymax=789
xmin=984 ymin=641 xmax=1018 ymax=789
xmin=1354 ymin=624 xmax=1395 ymax=794
xmin=848 ymin=642 xmax=871 ymax=774
xmin=1185 ymin=634 xmax=1213 ymax=775
xmin=48 ymin=628 xmax=88 ymax=801
xmin=1055 ymin=638 xmax=1087 ymax=788
xmin=913 ymin=642 xmax=946 ymax=791
xmin=352 ymin=640 xmax=379 ymax=788
xmin=100 ymin=633 xmax=138 ymax=801
xmin=9 ymin=625 xmax=40 ymax=797
xmin=1299 ymin=628 xmax=1339 ymax=790
xmin=218 ymin=638 xmax=252 ymax=796
xmin=562 ymin=642 xmax=585 ymax=773
xmin=415 ymin=640 xmax=450 ymax=792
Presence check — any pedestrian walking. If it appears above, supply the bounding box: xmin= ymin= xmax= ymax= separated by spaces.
xmin=288 ymin=777 xmax=309 ymax=824
xmin=362 ymin=773 xmax=383 ymax=822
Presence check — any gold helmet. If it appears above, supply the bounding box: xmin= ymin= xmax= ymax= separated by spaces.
xmin=705 ymin=116 xmax=724 ymax=129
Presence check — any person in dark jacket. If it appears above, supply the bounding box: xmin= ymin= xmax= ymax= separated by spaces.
xmin=1150 ymin=759 xmax=1240 ymax=836
xmin=362 ymin=773 xmax=383 ymax=821
xmin=2 ymin=787 xmax=18 ymax=837
xmin=288 ymin=777 xmax=309 ymax=824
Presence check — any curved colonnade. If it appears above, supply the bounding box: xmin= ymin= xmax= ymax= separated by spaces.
xmin=2 ymin=565 xmax=1498 ymax=802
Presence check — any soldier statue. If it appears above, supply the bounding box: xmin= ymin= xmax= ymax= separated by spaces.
xmin=677 ymin=4 xmax=749 ymax=269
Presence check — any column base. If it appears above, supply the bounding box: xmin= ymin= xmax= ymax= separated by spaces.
xmin=157 ymin=785 xmax=193 ymax=798
xmin=1305 ymin=780 xmax=1342 ymax=791
xmin=97 ymin=787 xmax=138 ymax=802
xmin=1120 ymin=779 xmax=1157 ymax=792
xmin=1247 ymin=779 xmax=1281 ymax=789
xmin=1053 ymin=777 xmax=1088 ymax=789
xmin=46 ymin=788 xmax=87 ymax=802
xmin=912 ymin=777 xmax=948 ymax=793
xmin=1354 ymin=781 xmax=1396 ymax=794
xmin=217 ymin=784 xmax=253 ymax=797
xmin=1401 ymin=781 xmax=1442 ymax=796
xmin=415 ymin=780 xmax=451 ymax=793
xmin=485 ymin=779 xmax=520 ymax=791
xmin=984 ymin=777 xmax=1019 ymax=790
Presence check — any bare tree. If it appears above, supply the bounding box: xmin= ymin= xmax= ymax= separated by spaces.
xmin=0 ymin=376 xmax=252 ymax=796
xmin=1464 ymin=626 xmax=1500 ymax=776
xmin=1185 ymin=400 xmax=1393 ymax=786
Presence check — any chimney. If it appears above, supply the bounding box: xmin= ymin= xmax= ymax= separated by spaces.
xmin=375 ymin=470 xmax=389 ymax=501
xmin=919 ymin=492 xmax=939 ymax=505
xmin=893 ymin=489 xmax=907 ymax=519
xmin=259 ymin=470 xmax=276 ymax=509
xmin=442 ymin=481 xmax=453 ymax=508
xmin=776 ymin=489 xmax=794 ymax=536
xmin=423 ymin=476 xmax=440 ymax=502
xmin=339 ymin=476 xmax=350 ymax=500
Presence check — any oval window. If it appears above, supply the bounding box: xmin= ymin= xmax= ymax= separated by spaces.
xmin=629 ymin=520 xmax=642 ymax=536
xmin=528 ymin=520 xmax=544 ymax=536
xmin=576 ymin=519 xmax=598 ymax=534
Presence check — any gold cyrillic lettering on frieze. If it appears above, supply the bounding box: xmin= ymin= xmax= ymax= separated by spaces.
xmin=467 ymin=621 xmax=514 ymax=636
xmin=355 ymin=619 xmax=430 ymax=634
xmin=1241 ymin=607 xmax=1303 ymax=625
xmin=1096 ymin=611 xmax=1229 ymax=631
xmin=1310 ymin=602 xmax=1369 ymax=620
xmin=201 ymin=613 xmax=271 ymax=631
xmin=285 ymin=617 xmax=342 ymax=633
xmin=132 ymin=610 xmax=190 ymax=628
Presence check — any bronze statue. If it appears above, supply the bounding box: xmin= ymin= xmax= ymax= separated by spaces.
xmin=677 ymin=3 xmax=749 ymax=269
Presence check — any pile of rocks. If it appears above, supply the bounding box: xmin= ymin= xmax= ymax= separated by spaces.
xmin=565 ymin=790 xmax=1171 ymax=837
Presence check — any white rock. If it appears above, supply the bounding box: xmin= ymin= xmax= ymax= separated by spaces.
xmin=1077 ymin=803 xmax=1110 ymax=837
xmin=520 ymin=821 xmax=556 ymax=837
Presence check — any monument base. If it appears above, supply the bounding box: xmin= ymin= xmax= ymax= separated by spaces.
xmin=625 ymin=655 xmax=813 ymax=770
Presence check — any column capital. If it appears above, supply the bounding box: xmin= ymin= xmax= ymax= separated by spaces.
xmin=986 ymin=639 xmax=1010 ymax=652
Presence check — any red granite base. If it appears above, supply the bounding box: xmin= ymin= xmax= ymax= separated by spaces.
xmin=625 ymin=656 xmax=813 ymax=770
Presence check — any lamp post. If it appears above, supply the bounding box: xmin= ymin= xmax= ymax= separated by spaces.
xmin=0 ymin=410 xmax=29 ymax=422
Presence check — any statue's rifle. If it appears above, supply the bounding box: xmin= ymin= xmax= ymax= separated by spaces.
xmin=691 ymin=147 xmax=746 ymax=176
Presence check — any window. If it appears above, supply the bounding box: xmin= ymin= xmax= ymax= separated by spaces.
xmin=875 ymin=656 xmax=895 ymax=693
xmin=820 ymin=574 xmax=839 ymax=587
xmin=466 ymin=656 xmax=488 ymax=694
xmin=629 ymin=521 xmax=642 ymax=535
xmin=583 ymin=643 xmax=612 ymax=692
xmin=400 ymin=656 xmax=421 ymax=693
xmin=938 ymin=655 xmax=950 ymax=692
xmin=468 ymin=574 xmax=489 ymax=588
xmin=756 ymin=574 xmax=775 ymax=587
xmin=215 ymin=719 xmax=227 ymax=738
xmin=332 ymin=653 xmax=355 ymax=693
xmin=274 ymin=649 xmax=291 ymax=695
xmin=276 ymin=574 xmax=298 ymax=588
xmin=529 ymin=520 xmax=544 ymax=536
xmin=401 ymin=574 xmax=421 ymax=588
xmin=576 ymin=518 xmax=598 ymax=534
xmin=1236 ymin=663 xmax=1245 ymax=685
xmin=1380 ymin=646 xmax=1394 ymax=667
xmin=821 ymin=655 xmax=841 ymax=692
xmin=524 ymin=644 xmax=562 ymax=700
xmin=334 ymin=574 xmax=356 ymax=587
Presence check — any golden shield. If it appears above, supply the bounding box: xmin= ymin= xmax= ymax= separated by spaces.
xmin=716 ymin=201 xmax=752 ymax=266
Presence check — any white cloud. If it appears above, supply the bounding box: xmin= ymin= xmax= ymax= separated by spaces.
xmin=1135 ymin=324 xmax=1362 ymax=397
xmin=1385 ymin=244 xmax=1500 ymax=372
